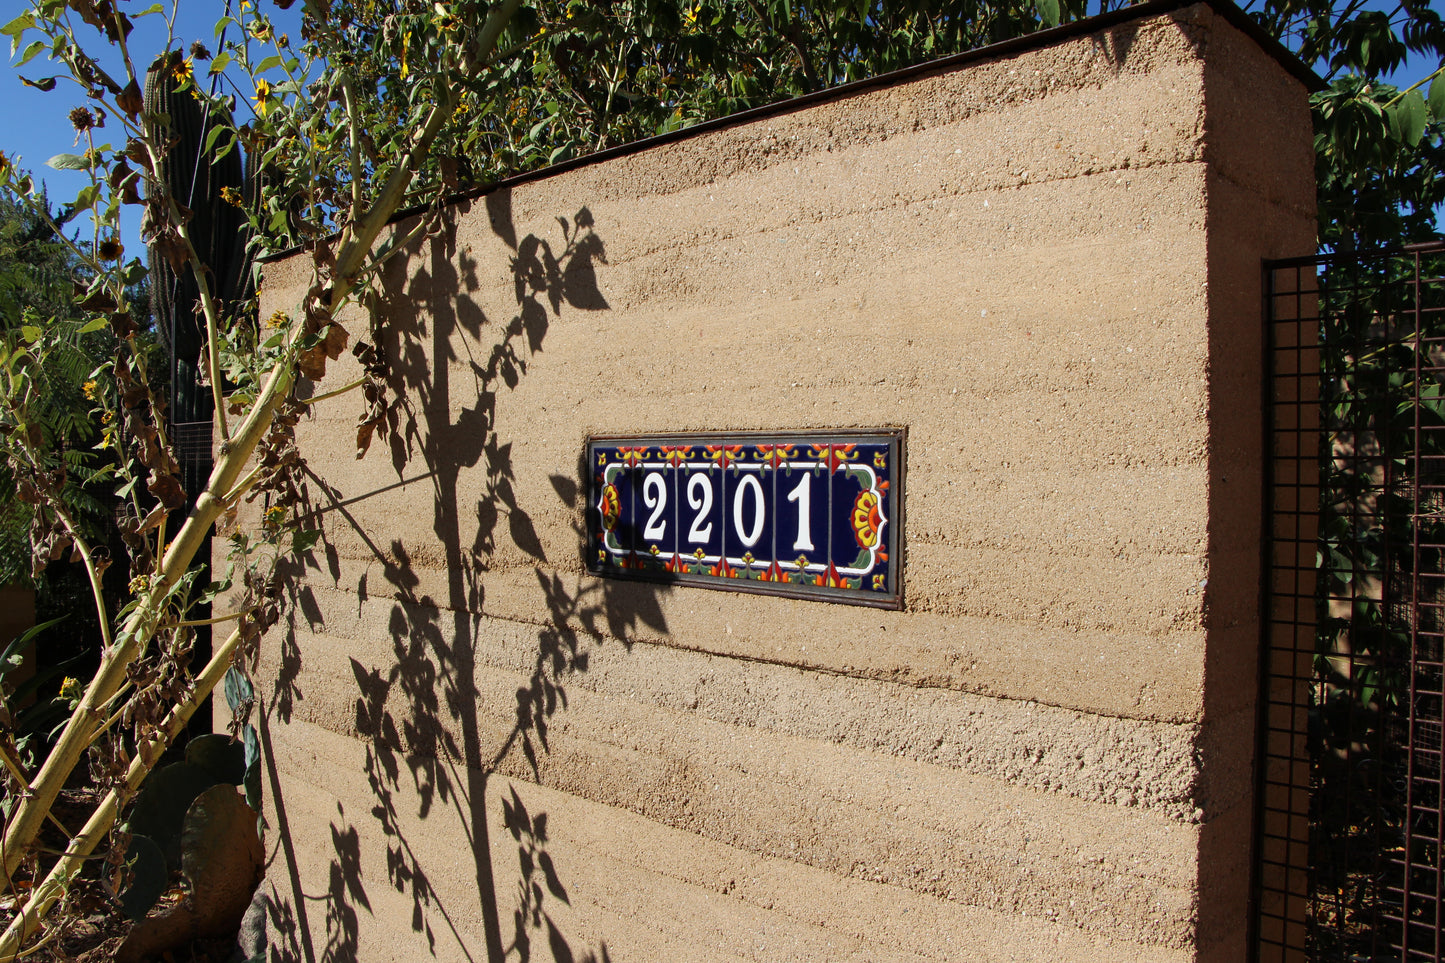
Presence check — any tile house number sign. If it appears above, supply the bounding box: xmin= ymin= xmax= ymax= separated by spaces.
xmin=587 ymin=430 xmax=903 ymax=607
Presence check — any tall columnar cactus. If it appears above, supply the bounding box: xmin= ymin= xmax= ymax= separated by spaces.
xmin=141 ymin=65 xmax=255 ymax=732
xmin=143 ymin=64 xmax=252 ymax=444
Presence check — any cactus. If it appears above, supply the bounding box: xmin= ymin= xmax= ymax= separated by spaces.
xmin=115 ymin=731 xmax=261 ymax=943
xmin=143 ymin=63 xmax=250 ymax=391
xmin=142 ymin=63 xmax=254 ymax=500
xmin=115 ymin=782 xmax=263 ymax=962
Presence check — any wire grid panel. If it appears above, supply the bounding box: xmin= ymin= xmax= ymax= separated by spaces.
xmin=1258 ymin=257 xmax=1322 ymax=963
xmin=1258 ymin=244 xmax=1445 ymax=962
xmin=170 ymin=419 xmax=214 ymax=503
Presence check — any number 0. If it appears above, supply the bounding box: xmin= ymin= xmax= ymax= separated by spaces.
xmin=733 ymin=475 xmax=765 ymax=548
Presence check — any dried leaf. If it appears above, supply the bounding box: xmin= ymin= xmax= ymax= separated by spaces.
xmin=109 ymin=160 xmax=142 ymax=205
xmin=147 ymin=473 xmax=187 ymax=511
xmin=297 ymin=344 xmax=327 ymax=381
xmin=323 ymin=322 xmax=348 ymax=360
xmin=152 ymin=231 xmax=188 ymax=271
xmin=48 ymin=533 xmax=71 ymax=561
xmin=110 ymin=311 xmax=137 ymax=339
xmin=137 ymin=503 xmax=168 ymax=534
xmin=356 ymin=421 xmax=375 ymax=459
xmin=117 ymin=78 xmax=142 ymax=119
xmin=76 ymin=287 xmax=118 ymax=313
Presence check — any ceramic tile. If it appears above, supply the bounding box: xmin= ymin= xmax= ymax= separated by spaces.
xmin=587 ymin=432 xmax=902 ymax=607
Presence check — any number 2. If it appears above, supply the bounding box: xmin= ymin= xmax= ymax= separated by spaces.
xmin=687 ymin=474 xmax=713 ymax=542
xmin=643 ymin=472 xmax=668 ymax=540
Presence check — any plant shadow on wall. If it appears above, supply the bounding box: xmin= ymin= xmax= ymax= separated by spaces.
xmin=255 ymin=194 xmax=667 ymax=963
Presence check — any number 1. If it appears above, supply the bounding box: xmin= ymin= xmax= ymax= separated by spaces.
xmin=786 ymin=475 xmax=814 ymax=551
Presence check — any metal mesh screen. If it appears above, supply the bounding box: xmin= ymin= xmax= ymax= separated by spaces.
xmin=1258 ymin=242 xmax=1445 ymax=962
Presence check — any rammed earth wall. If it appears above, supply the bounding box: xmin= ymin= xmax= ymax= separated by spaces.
xmin=251 ymin=3 xmax=1316 ymax=959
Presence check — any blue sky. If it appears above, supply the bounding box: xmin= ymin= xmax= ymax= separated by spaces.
xmin=3 ymin=0 xmax=1442 ymax=258
xmin=3 ymin=0 xmax=295 ymax=256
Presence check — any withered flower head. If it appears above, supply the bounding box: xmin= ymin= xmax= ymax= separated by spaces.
xmin=97 ymin=237 xmax=123 ymax=261
xmin=69 ymin=106 xmax=96 ymax=132
xmin=190 ymin=40 xmax=211 ymax=60
xmin=220 ymin=186 xmax=244 ymax=207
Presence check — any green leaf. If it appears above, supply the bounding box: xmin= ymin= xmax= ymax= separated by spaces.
xmin=208 ymin=50 xmax=231 ymax=74
xmin=1388 ymin=90 xmax=1428 ymax=146
xmin=45 ymin=153 xmax=88 ymax=171
xmin=16 ymin=39 xmax=45 ymax=67
xmin=1 ymin=12 xmax=34 ymax=45
xmin=1430 ymin=74 xmax=1445 ymax=121
xmin=78 ymin=318 xmax=108 ymax=334
xmin=19 ymin=325 xmax=42 ymax=344
xmin=291 ymin=528 xmax=321 ymax=554
xmin=256 ymin=54 xmax=282 ymax=72
xmin=1037 ymin=0 xmax=1061 ymax=27
xmin=20 ymin=76 xmax=56 ymax=92
xmin=73 ymin=183 xmax=99 ymax=212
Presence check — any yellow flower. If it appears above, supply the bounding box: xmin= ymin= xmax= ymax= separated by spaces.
xmin=101 ymin=410 xmax=114 ymax=425
xmin=264 ymin=505 xmax=286 ymax=529
xmin=171 ymin=57 xmax=193 ymax=83
xmin=60 ymin=676 xmax=82 ymax=701
xmin=265 ymin=310 xmax=288 ymax=328
xmin=253 ymin=77 xmax=272 ymax=117
xmin=82 ymin=380 xmax=97 ymax=400
xmin=220 ymin=186 xmax=244 ymax=207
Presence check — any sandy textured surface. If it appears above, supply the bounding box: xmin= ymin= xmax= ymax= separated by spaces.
xmin=252 ymin=4 xmax=1315 ymax=960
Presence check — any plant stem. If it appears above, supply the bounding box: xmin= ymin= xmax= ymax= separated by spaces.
xmin=0 ymin=745 xmax=72 ymax=842
xmin=302 ymin=376 xmax=366 ymax=407
xmin=1383 ymin=63 xmax=1445 ymax=109
xmin=0 ymin=0 xmax=526 ymax=897
xmin=0 ymin=626 xmax=243 ymax=962
xmin=162 ymin=611 xmax=242 ymax=629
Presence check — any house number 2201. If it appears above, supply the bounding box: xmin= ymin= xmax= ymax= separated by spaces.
xmin=587 ymin=431 xmax=902 ymax=608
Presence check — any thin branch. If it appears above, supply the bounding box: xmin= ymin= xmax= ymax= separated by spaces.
xmin=342 ymin=74 xmax=363 ymax=225
xmin=0 ymin=744 xmax=73 ymax=840
xmin=302 ymin=376 xmax=366 ymax=408
xmin=0 ymin=626 xmax=244 ymax=958
xmin=222 ymin=462 xmax=265 ymax=506
xmin=1383 ymin=63 xmax=1445 ymax=108
xmin=161 ymin=611 xmax=243 ymax=629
